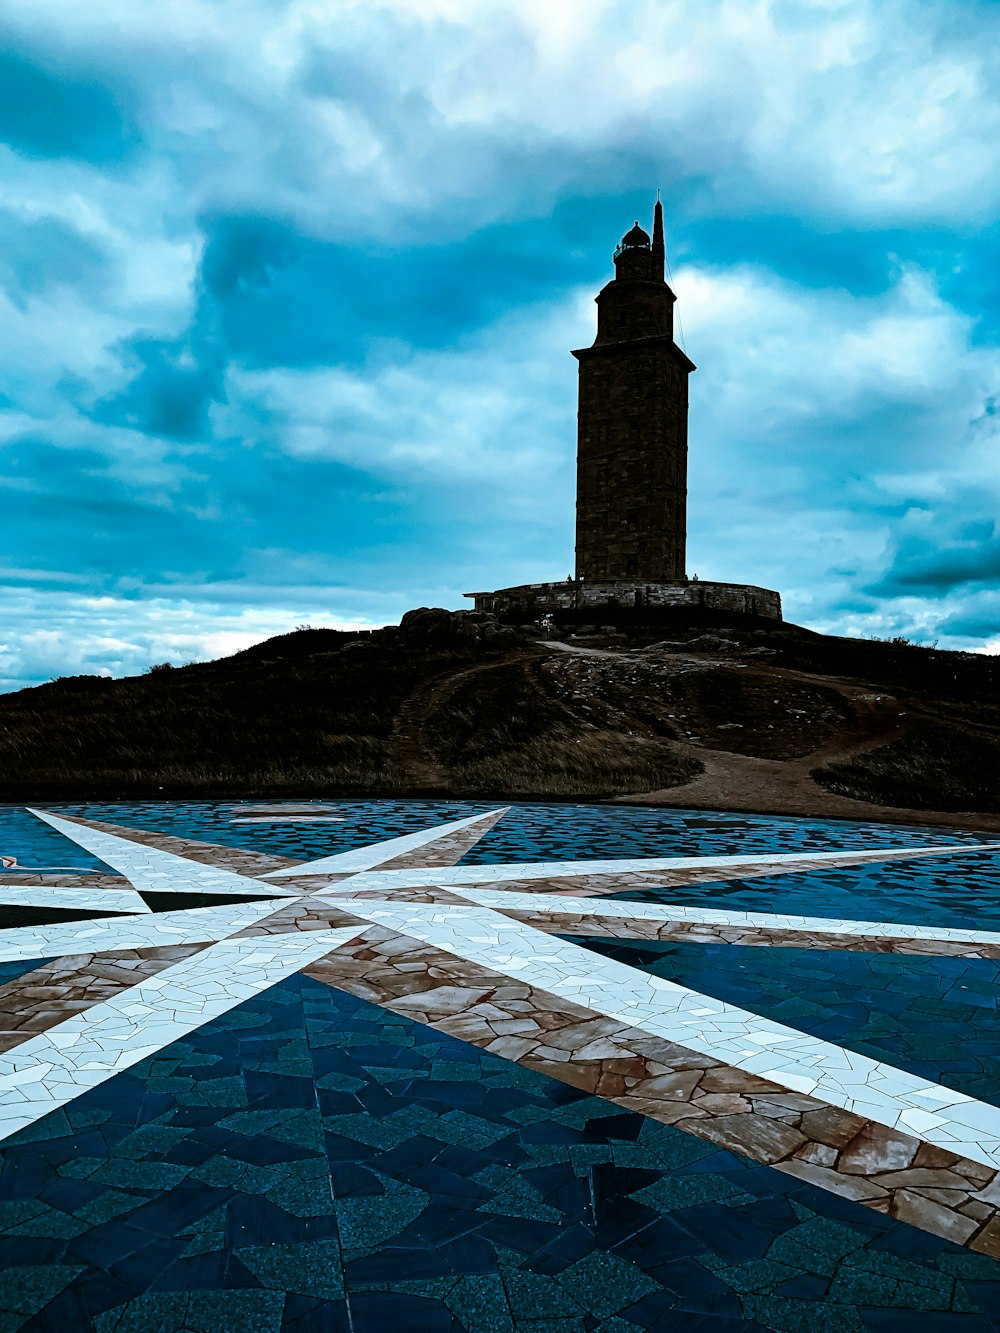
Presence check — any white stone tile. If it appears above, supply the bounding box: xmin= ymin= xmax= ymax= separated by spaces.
xmin=330 ymin=840 xmax=1000 ymax=896
xmin=28 ymin=810 xmax=298 ymax=898
xmin=0 ymin=883 xmax=150 ymax=914
xmin=375 ymin=885 xmax=1000 ymax=952
xmin=264 ymin=808 xmax=509 ymax=877
xmin=0 ymin=925 xmax=362 ymax=1146
xmin=0 ymin=897 xmax=291 ymax=962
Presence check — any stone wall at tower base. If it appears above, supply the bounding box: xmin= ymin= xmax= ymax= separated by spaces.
xmin=465 ymin=578 xmax=782 ymax=621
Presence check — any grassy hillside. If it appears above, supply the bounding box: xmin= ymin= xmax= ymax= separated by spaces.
xmin=1 ymin=609 xmax=998 ymax=818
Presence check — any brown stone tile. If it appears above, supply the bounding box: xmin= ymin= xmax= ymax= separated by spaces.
xmin=316 ymin=885 xmax=473 ymax=905
xmin=800 ymin=1106 xmax=868 ymax=1149
xmin=970 ymin=1216 xmax=1000 ymax=1258
xmin=231 ymin=901 xmax=362 ymax=937
xmin=0 ymin=946 xmax=205 ymax=1053
xmin=375 ymin=809 xmax=508 ymax=870
xmin=959 ymin=1200 xmax=994 ymax=1221
xmin=889 ymin=1189 xmax=979 ymax=1245
xmin=0 ymin=873 xmax=133 ymax=890
xmin=838 ymin=1125 xmax=917 ymax=1174
xmin=778 ymin=1158 xmax=890 ymax=1203
xmin=507 ymin=910 xmax=1000 ymax=960
xmin=456 ymin=849 xmax=986 ymax=902
xmin=49 ymin=812 xmax=295 ymax=876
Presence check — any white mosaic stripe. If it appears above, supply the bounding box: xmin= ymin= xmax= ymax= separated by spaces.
xmin=441 ymin=888 xmax=1000 ymax=948
xmin=264 ymin=808 xmax=509 ymax=877
xmin=0 ymin=883 xmax=150 ymax=914
xmin=331 ymin=840 xmax=1000 ymax=894
xmin=0 ymin=926 xmax=362 ymax=1147
xmin=231 ymin=817 xmax=346 ymax=824
xmin=29 ymin=810 xmax=298 ymax=897
xmin=323 ymin=896 xmax=1000 ymax=1172
xmin=0 ymin=898 xmax=290 ymax=962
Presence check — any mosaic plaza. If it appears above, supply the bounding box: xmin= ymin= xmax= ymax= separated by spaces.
xmin=1 ymin=799 xmax=1000 ymax=1329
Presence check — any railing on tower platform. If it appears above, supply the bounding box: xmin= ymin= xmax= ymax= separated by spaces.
xmin=613 ymin=238 xmax=651 ymax=260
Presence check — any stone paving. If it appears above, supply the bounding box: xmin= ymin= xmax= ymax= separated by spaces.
xmin=0 ymin=800 xmax=999 ymax=1329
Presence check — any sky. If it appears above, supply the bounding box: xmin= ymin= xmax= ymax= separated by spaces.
xmin=2 ymin=0 xmax=1000 ymax=691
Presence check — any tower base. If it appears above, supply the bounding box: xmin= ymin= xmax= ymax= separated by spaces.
xmin=464 ymin=578 xmax=781 ymax=621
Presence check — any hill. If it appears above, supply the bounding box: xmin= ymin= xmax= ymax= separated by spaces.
xmin=2 ymin=608 xmax=999 ymax=830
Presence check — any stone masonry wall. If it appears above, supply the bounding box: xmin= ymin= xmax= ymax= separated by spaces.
xmin=465 ymin=579 xmax=782 ymax=620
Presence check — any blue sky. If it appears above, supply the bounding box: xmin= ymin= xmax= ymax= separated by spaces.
xmin=2 ymin=0 xmax=1000 ymax=690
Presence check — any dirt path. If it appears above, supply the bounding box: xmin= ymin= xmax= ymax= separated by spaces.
xmin=619 ymin=746 xmax=1000 ymax=833
xmin=618 ymin=668 xmax=1000 ymax=832
xmin=538 ymin=639 xmax=1000 ymax=832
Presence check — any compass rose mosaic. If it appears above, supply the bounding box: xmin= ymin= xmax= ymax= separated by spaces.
xmin=2 ymin=800 xmax=1000 ymax=1329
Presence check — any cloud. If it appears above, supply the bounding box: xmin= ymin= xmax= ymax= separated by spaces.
xmin=0 ymin=587 xmax=386 ymax=693
xmin=0 ymin=46 xmax=137 ymax=163
xmin=872 ymin=516 xmax=1000 ymax=595
xmin=92 ymin=333 xmax=226 ymax=440
xmin=0 ymin=0 xmax=998 ymax=684
xmin=0 ymin=207 xmax=108 ymax=306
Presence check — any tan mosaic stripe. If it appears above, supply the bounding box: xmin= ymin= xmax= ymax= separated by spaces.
xmin=0 ymin=873 xmax=132 ymax=890
xmin=47 ymin=813 xmax=296 ymax=877
xmin=306 ymin=928 xmax=1000 ymax=1257
xmin=0 ymin=946 xmax=206 ymax=1054
xmin=454 ymin=850 xmax=987 ymax=898
xmin=511 ymin=912 xmax=1000 ymax=959
xmin=376 ymin=809 xmax=509 ymax=871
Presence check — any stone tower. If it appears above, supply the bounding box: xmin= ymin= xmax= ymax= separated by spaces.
xmin=573 ymin=200 xmax=696 ymax=582
xmin=464 ymin=198 xmax=782 ymax=623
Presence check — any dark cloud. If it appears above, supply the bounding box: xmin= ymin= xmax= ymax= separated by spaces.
xmin=91 ymin=335 xmax=226 ymax=441
xmin=688 ymin=216 xmax=892 ymax=294
xmin=0 ymin=438 xmax=231 ymax=582
xmin=871 ymin=521 xmax=1000 ymax=594
xmin=936 ymin=609 xmax=1000 ymax=638
xmin=943 ymin=222 xmax=1000 ymax=344
xmin=192 ymin=209 xmax=597 ymax=370
xmin=0 ymin=209 xmax=107 ymax=304
xmin=0 ymin=431 xmax=440 ymax=598
xmin=91 ymin=202 xmax=611 ymax=444
xmin=0 ymin=47 xmax=136 ymax=163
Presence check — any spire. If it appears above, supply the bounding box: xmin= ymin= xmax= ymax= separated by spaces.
xmin=652 ymin=191 xmax=664 ymax=280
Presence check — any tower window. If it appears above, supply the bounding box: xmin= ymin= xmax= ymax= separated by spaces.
xmin=628 ymin=417 xmax=640 ymax=440
xmin=618 ymin=310 xmax=629 ymax=328
xmin=625 ymin=556 xmax=638 ymax=576
xmin=626 ymin=508 xmax=638 ymax=527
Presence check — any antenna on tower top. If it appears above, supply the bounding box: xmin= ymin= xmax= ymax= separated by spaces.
xmin=652 ymin=192 xmax=665 ymax=280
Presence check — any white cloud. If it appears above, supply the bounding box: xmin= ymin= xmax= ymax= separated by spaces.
xmin=5 ymin=0 xmax=998 ymax=232
xmin=227 ymin=293 xmax=585 ymax=500
xmin=0 ymin=587 xmax=389 ymax=691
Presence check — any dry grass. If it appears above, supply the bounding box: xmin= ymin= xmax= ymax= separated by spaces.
xmin=812 ymin=722 xmax=1000 ymax=812
xmin=449 ymin=728 xmax=700 ymax=797
xmin=423 ymin=660 xmax=701 ymax=796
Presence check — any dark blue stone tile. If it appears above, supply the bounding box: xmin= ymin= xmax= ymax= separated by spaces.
xmin=860 ymin=1313 xmax=993 ymax=1332
xmin=345 ymin=1290 xmax=459 ymax=1332
xmin=280 ymin=1293 xmax=353 ymax=1332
